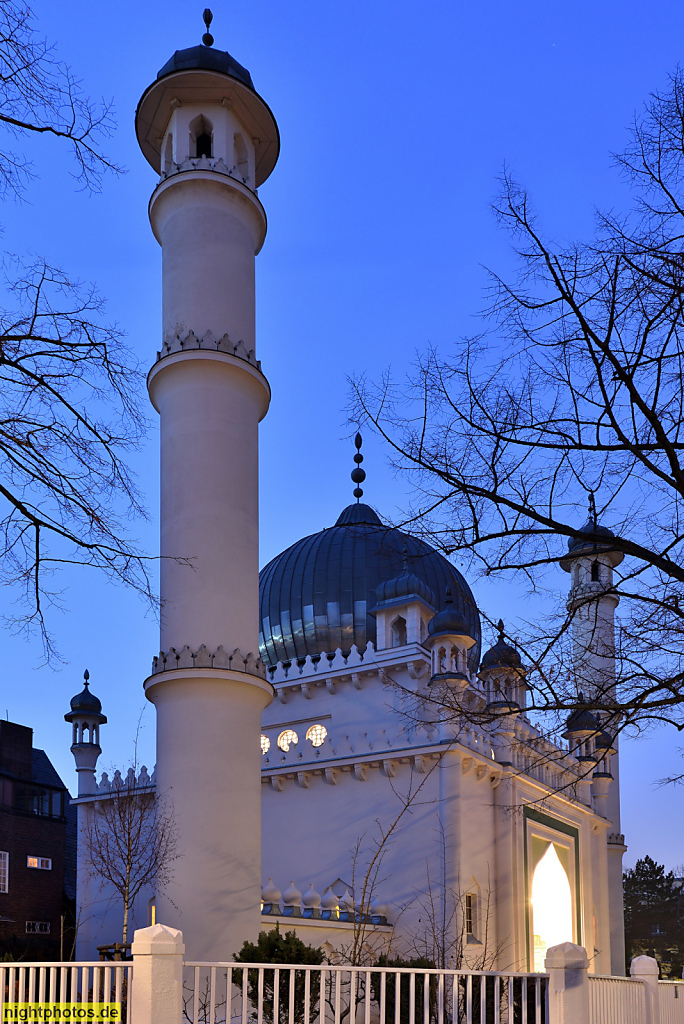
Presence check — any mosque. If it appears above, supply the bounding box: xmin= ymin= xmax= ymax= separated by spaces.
xmin=65 ymin=16 xmax=627 ymax=976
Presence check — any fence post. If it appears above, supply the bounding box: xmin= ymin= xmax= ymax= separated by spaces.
xmin=130 ymin=922 xmax=185 ymax=1024
xmin=630 ymin=955 xmax=660 ymax=1024
xmin=545 ymin=942 xmax=590 ymax=1024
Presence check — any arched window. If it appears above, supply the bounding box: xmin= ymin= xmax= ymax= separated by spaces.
xmin=306 ymin=724 xmax=327 ymax=747
xmin=591 ymin=560 xmax=600 ymax=582
xmin=438 ymin=646 xmax=447 ymax=672
xmin=277 ymin=729 xmax=298 ymax=752
xmin=189 ymin=115 xmax=213 ymax=159
xmin=391 ymin=616 xmax=407 ymax=648
xmin=163 ymin=133 xmax=174 ymax=174
xmin=260 ymin=734 xmax=271 ymax=754
xmin=234 ymin=132 xmax=249 ymax=180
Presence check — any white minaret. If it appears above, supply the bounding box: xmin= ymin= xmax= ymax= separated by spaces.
xmin=136 ymin=14 xmax=278 ymax=958
xmin=560 ymin=506 xmax=626 ymax=974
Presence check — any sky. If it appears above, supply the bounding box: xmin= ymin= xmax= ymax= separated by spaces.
xmin=1 ymin=0 xmax=684 ymax=869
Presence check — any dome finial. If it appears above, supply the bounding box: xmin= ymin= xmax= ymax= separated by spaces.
xmin=351 ymin=432 xmax=366 ymax=503
xmin=588 ymin=490 xmax=597 ymax=527
xmin=83 ymin=668 xmax=90 ymax=687
xmin=497 ymin=618 xmax=504 ymax=640
xmin=202 ymin=8 xmax=214 ymax=46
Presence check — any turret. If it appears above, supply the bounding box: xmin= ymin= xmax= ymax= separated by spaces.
xmin=64 ymin=670 xmax=106 ymax=796
xmin=373 ymin=556 xmax=436 ymax=650
xmin=560 ymin=503 xmax=625 ymax=974
xmin=425 ymin=585 xmax=477 ymax=690
xmin=479 ymin=621 xmax=524 ymax=764
xmin=136 ymin=13 xmax=277 ymax=958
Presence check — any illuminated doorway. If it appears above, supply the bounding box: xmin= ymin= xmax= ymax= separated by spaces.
xmin=531 ymin=843 xmax=573 ymax=971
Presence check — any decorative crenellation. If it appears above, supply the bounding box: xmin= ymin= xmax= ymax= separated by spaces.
xmin=156 ymin=329 xmax=261 ymax=370
xmin=95 ymin=765 xmax=156 ymax=795
xmin=159 ymin=154 xmax=257 ymax=192
xmin=151 ymin=645 xmax=267 ymax=679
xmin=267 ymin=642 xmax=374 ymax=684
xmin=260 ymin=878 xmax=389 ymax=925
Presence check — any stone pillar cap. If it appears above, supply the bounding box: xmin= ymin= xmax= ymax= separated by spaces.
xmin=545 ymin=942 xmax=589 ymax=970
xmin=630 ymin=955 xmax=659 ymax=977
xmin=131 ymin=922 xmax=185 ymax=955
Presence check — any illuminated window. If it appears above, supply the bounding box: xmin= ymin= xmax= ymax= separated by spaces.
xmin=27 ymin=856 xmax=52 ymax=870
xmin=531 ymin=843 xmax=573 ymax=971
xmin=0 ymin=851 xmax=7 ymax=893
xmin=260 ymin=735 xmax=271 ymax=754
xmin=306 ymin=724 xmax=328 ymax=747
xmin=278 ymin=729 xmax=298 ymax=752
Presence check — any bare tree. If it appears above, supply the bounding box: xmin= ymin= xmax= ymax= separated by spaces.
xmin=82 ymin=767 xmax=179 ymax=945
xmin=0 ymin=0 xmax=121 ymax=199
xmin=0 ymin=3 xmax=153 ymax=657
xmin=352 ymin=67 xmax=684 ymax=737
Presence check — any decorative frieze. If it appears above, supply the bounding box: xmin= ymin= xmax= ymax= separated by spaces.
xmin=151 ymin=644 xmax=267 ymax=680
xmin=156 ymin=329 xmax=261 ymax=371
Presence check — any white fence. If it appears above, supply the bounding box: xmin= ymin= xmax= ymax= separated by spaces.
xmin=2 ymin=929 xmax=684 ymax=1024
xmin=0 ymin=961 xmax=132 ymax=1020
xmin=182 ymin=962 xmax=548 ymax=1024
xmin=659 ymin=982 xmax=684 ymax=1024
xmin=589 ymin=975 xmax=646 ymax=1024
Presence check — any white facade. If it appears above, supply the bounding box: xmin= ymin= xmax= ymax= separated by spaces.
xmin=68 ymin=31 xmax=626 ymax=976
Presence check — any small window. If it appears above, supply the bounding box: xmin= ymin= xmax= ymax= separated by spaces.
xmin=27 ymin=856 xmax=52 ymax=870
xmin=196 ymin=132 xmax=212 ymax=158
xmin=591 ymin=560 xmax=600 ymax=582
xmin=0 ymin=851 xmax=8 ymax=893
xmin=26 ymin=921 xmax=50 ymax=935
xmin=306 ymin=724 xmax=327 ymax=747
xmin=391 ymin=616 xmax=407 ymax=648
xmin=277 ymin=729 xmax=298 ymax=752
xmin=0 ymin=779 xmax=11 ymax=806
xmin=465 ymin=893 xmax=477 ymax=937
xmin=260 ymin=734 xmax=271 ymax=754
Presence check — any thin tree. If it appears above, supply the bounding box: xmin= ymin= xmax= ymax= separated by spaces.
xmin=82 ymin=768 xmax=179 ymax=945
xmin=0 ymin=1 xmax=152 ymax=657
xmin=353 ymin=67 xmax=684 ymax=737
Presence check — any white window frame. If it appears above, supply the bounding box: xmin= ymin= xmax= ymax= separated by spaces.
xmin=27 ymin=856 xmax=52 ymax=870
xmin=0 ymin=851 xmax=7 ymax=893
xmin=25 ymin=921 xmax=50 ymax=935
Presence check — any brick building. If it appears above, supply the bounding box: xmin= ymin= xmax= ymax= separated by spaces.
xmin=0 ymin=720 xmax=76 ymax=959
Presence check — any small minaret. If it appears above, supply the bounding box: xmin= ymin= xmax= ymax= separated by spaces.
xmin=135 ymin=13 xmax=278 ymax=957
xmin=560 ymin=499 xmax=625 ymax=974
xmin=479 ymin=621 xmax=525 ymax=765
xmin=64 ymin=670 xmax=106 ymax=797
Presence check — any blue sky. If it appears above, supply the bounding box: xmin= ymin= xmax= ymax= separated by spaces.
xmin=2 ymin=0 xmax=684 ymax=869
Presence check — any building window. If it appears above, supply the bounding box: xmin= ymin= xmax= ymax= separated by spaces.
xmin=15 ymin=785 xmax=63 ymax=818
xmin=465 ymin=893 xmax=477 ymax=937
xmin=391 ymin=616 xmax=407 ymax=648
xmin=26 ymin=921 xmax=50 ymax=935
xmin=277 ymin=729 xmax=298 ymax=752
xmin=0 ymin=779 xmax=11 ymax=806
xmin=261 ymin=734 xmax=271 ymax=754
xmin=306 ymin=724 xmax=327 ymax=747
xmin=591 ymin=560 xmax=600 ymax=582
xmin=0 ymin=851 xmax=8 ymax=893
xmin=27 ymin=856 xmax=52 ymax=870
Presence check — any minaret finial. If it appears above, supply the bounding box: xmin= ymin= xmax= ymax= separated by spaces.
xmin=202 ymin=9 xmax=214 ymax=47
xmin=83 ymin=668 xmax=90 ymax=687
xmin=351 ymin=432 xmax=366 ymax=503
xmin=588 ymin=490 xmax=597 ymax=527
xmin=497 ymin=619 xmax=505 ymax=641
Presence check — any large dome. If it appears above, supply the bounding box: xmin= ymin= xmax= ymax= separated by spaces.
xmin=259 ymin=502 xmax=481 ymax=669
